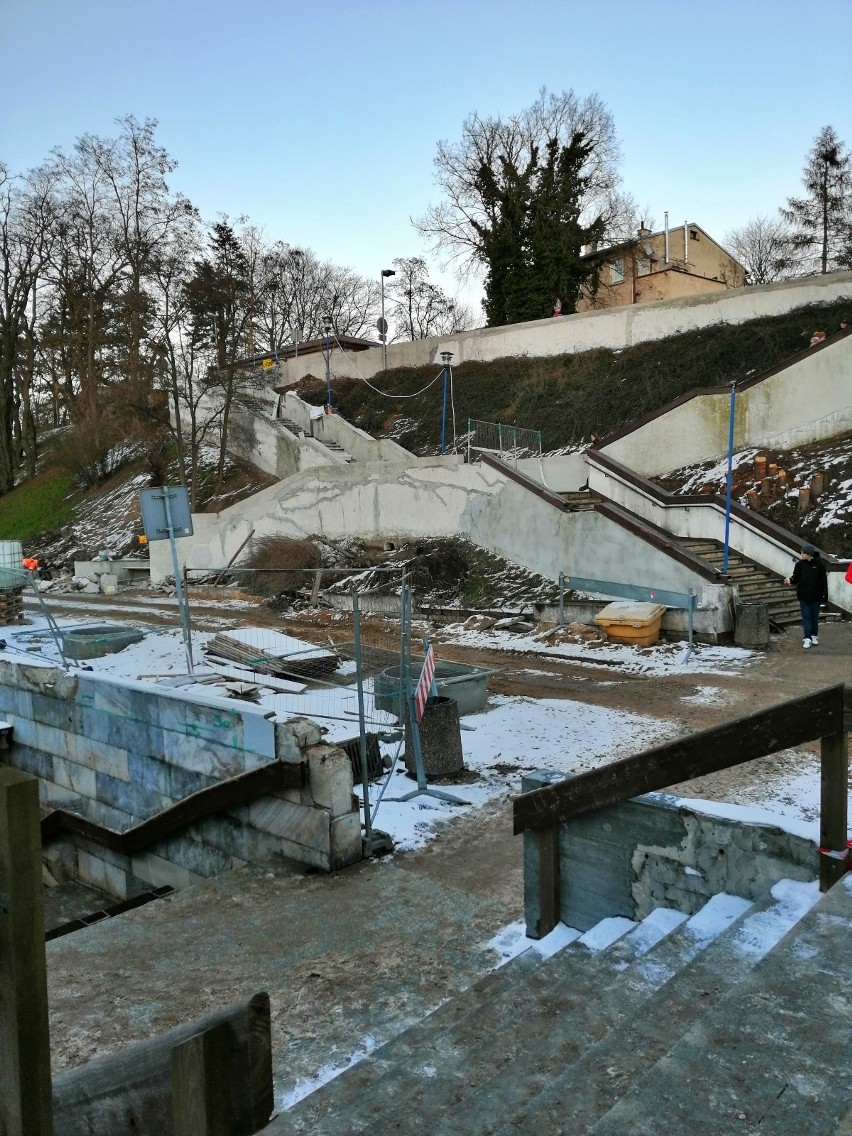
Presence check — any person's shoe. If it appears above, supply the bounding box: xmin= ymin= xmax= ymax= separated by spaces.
xmin=811 ymin=635 xmax=819 ymax=646
xmin=803 ymin=638 xmax=811 ymax=648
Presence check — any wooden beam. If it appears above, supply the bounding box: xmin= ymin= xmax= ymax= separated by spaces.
xmin=514 ymin=684 xmax=847 ymax=834
xmin=820 ymin=730 xmax=849 ymax=892
xmin=0 ymin=768 xmax=54 ymax=1136
xmin=52 ymin=992 xmax=273 ymax=1136
xmin=534 ymin=825 xmax=560 ymax=939
xmin=41 ymin=756 xmax=306 ymax=856
xmin=172 ymin=1022 xmax=233 ymax=1136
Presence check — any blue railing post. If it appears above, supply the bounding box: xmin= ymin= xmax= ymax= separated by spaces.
xmin=722 ymin=381 xmax=737 ymax=575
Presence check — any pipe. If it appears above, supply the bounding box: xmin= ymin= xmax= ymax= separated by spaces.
xmin=664 ymin=212 xmax=669 ymax=262
xmin=684 ymin=221 xmax=689 ymax=267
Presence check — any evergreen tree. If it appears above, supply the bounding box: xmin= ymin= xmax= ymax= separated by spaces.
xmin=783 ymin=126 xmax=852 ymax=274
xmin=473 ymin=132 xmax=604 ymax=326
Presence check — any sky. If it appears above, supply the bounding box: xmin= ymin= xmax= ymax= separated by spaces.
xmin=4 ymin=0 xmax=851 ymax=314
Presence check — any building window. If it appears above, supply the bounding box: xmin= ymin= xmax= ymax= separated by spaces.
xmin=612 ymin=257 xmax=624 ymax=284
xmin=690 ymin=229 xmax=699 ymax=240
xmin=637 ymin=256 xmax=652 ymax=277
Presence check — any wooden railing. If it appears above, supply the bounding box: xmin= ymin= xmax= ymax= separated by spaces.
xmin=1 ymin=766 xmax=275 ymax=1136
xmin=39 ymin=754 xmax=306 ymax=856
xmin=514 ymin=684 xmax=851 ymax=937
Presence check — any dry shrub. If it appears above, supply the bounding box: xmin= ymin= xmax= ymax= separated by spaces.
xmin=237 ymin=535 xmax=322 ymax=596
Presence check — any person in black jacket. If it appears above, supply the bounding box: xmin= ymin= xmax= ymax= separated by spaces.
xmin=784 ymin=544 xmax=828 ymax=648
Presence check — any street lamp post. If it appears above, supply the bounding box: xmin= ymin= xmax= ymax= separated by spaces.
xmin=439 ymin=351 xmax=453 ymax=454
xmin=323 ymin=314 xmax=333 ymax=412
xmin=380 ymin=269 xmax=395 ymax=370
xmin=291 ymin=248 xmax=303 ymax=360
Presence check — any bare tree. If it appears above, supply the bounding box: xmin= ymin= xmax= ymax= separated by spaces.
xmin=724 ymin=215 xmax=803 ymax=284
xmin=0 ymin=163 xmax=55 ymax=492
xmin=387 ymin=257 xmax=476 ymax=339
xmin=416 ymin=87 xmax=621 ymax=277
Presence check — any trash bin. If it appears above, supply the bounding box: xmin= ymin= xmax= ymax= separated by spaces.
xmin=404 ymin=696 xmax=465 ymax=780
xmin=735 ymin=600 xmax=770 ymax=648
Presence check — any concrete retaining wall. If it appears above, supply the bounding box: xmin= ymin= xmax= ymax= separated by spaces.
xmin=522 ymin=778 xmax=818 ymax=937
xmin=228 ymin=405 xmax=344 ymax=480
xmin=0 ymin=660 xmax=361 ymax=898
xmin=274 ymin=272 xmax=852 ymax=386
xmin=150 ymin=456 xmax=732 ymax=638
xmin=601 ymin=333 xmax=852 ymax=477
xmin=588 ymin=456 xmax=852 ymax=614
xmin=283 ymin=392 xmax=413 ymax=463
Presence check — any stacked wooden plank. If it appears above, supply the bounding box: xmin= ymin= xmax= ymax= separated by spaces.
xmin=206 ymin=628 xmax=339 ymax=681
xmin=0 ymin=588 xmax=24 ymax=624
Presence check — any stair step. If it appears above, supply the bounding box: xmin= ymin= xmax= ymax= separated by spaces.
xmin=493 ymin=883 xmax=821 ymax=1136
xmin=280 ymin=900 xmax=741 ymax=1135
xmin=588 ymin=879 xmax=843 ymax=1136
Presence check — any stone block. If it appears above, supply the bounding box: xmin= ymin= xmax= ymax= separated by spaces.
xmin=188 ymin=812 xmax=245 ymax=860
xmin=8 ymin=742 xmax=54 ymax=783
xmin=0 ymin=685 xmax=33 ymax=719
xmin=30 ymin=690 xmax=83 ymax=731
xmin=150 ymin=693 xmax=187 ymax=733
xmin=274 ymin=722 xmax=303 ymax=762
xmin=128 ymin=752 xmax=213 ymax=802
xmin=131 ymin=850 xmax=204 ymax=891
xmin=94 ymin=770 xmax=169 ymax=821
xmin=329 ymin=813 xmax=362 ymax=870
xmin=242 ymin=712 xmax=276 ymax=763
xmin=184 ymin=702 xmax=243 ymax=748
xmin=87 ymin=798 xmax=136 ymax=832
xmin=11 ymin=717 xmax=71 ymax=760
xmin=52 ymin=756 xmax=97 ymax=799
xmin=306 ymin=744 xmax=355 ymax=817
xmin=72 ymin=736 xmax=131 ymax=781
xmin=77 ymin=849 xmax=128 ymax=900
xmin=162 ymin=729 xmax=245 ymax=778
xmin=151 ymin=832 xmax=234 ymax=878
xmin=81 ymin=707 xmax=154 ymax=755
xmin=246 ymin=795 xmax=331 ymax=853
xmin=287 ymin=716 xmax=326 ymax=749
xmin=88 ymin=672 xmax=156 ymax=717
xmin=40 ymin=779 xmax=82 ymax=813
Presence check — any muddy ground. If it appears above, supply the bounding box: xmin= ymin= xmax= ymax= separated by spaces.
xmin=35 ymin=592 xmax=852 ymax=1105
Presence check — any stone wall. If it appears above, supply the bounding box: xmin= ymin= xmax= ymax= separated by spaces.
xmin=274 ymin=271 xmax=852 ymax=386
xmin=0 ymin=660 xmax=361 ymax=899
xmin=522 ymin=778 xmax=818 ymax=937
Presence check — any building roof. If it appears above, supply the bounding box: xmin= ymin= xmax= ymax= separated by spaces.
xmin=236 ymin=335 xmax=379 ymax=369
xmin=581 ymin=223 xmax=746 ymax=272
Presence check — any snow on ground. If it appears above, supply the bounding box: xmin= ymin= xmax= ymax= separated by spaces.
xmin=4 ymin=611 xmax=842 ymax=863
xmin=437 ymin=621 xmax=755 ymax=677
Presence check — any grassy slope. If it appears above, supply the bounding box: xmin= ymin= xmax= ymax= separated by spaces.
xmin=297 ymin=297 xmax=850 ymax=454
xmin=0 ymin=471 xmax=77 ymax=546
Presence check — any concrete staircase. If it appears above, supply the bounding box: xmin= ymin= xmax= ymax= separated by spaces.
xmin=676 ymin=537 xmax=802 ymax=627
xmin=318 ymin=438 xmax=353 ymax=462
xmin=279 ymin=415 xmax=353 ymax=462
xmin=559 ymin=490 xmax=599 ymax=511
xmin=278 ymin=416 xmax=306 ymax=438
xmin=272 ymin=876 xmax=852 ymax=1135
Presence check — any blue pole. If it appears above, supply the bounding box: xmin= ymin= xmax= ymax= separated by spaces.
xmin=722 ymin=381 xmax=736 ymax=574
xmin=324 ymin=328 xmax=331 ymax=410
xmin=440 ymin=364 xmax=448 ymax=454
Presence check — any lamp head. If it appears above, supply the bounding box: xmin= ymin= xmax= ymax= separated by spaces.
xmin=381 ymin=269 xmax=396 ymax=278
xmin=440 ymin=351 xmax=454 ymax=365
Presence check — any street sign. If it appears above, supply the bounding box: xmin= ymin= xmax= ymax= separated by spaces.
xmin=376 ymin=317 xmax=388 ymax=335
xmin=139 ymin=487 xmax=193 ymax=541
